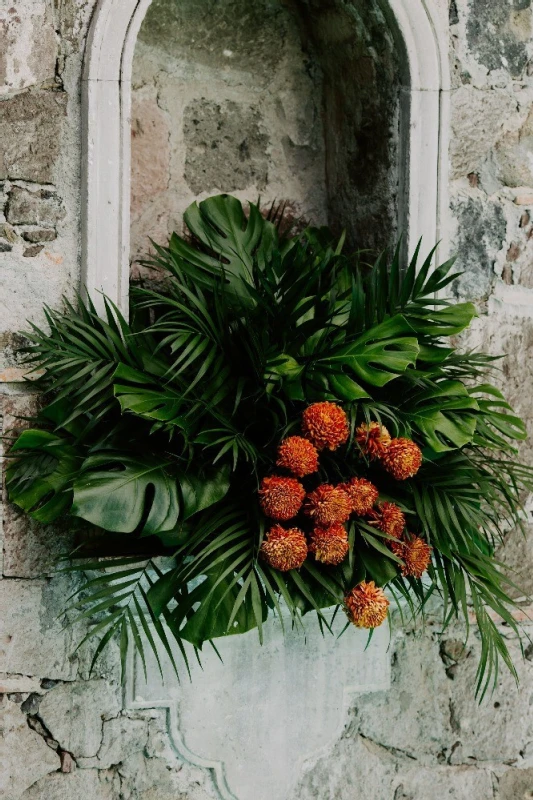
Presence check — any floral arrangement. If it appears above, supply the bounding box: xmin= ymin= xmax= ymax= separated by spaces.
xmin=6 ymin=194 xmax=532 ymax=696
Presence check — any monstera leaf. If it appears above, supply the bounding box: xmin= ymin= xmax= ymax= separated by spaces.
xmin=72 ymin=454 xmax=180 ymax=536
xmin=180 ymin=465 xmax=231 ymax=519
xmin=409 ymin=380 xmax=479 ymax=452
xmin=163 ymin=195 xmax=277 ymax=298
xmin=315 ymin=316 xmax=419 ymax=390
xmin=7 ymin=429 xmax=79 ymax=523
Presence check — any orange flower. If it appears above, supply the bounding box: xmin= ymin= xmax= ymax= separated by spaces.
xmin=344 ymin=581 xmax=389 ymax=628
xmin=304 ymin=484 xmax=352 ymax=526
xmin=339 ymin=477 xmax=379 ymax=516
xmin=260 ymin=525 xmax=308 ymax=571
xmin=391 ymin=534 xmax=431 ymax=578
xmin=302 ymin=402 xmax=349 ymax=451
xmin=355 ymin=422 xmax=391 ymax=459
xmin=309 ymin=523 xmax=349 ymax=566
xmin=259 ymin=476 xmax=305 ymax=520
xmin=381 ymin=438 xmax=422 ymax=480
xmin=369 ymin=502 xmax=406 ymax=539
xmin=277 ymin=436 xmax=319 ymax=478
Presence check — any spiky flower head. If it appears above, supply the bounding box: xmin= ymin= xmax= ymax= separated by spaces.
xmin=308 ymin=523 xmax=349 ymax=566
xmin=276 ymin=436 xmax=319 ymax=478
xmin=355 ymin=421 xmax=391 ymax=459
xmin=391 ymin=534 xmax=431 ymax=578
xmin=369 ymin=501 xmax=406 ymax=539
xmin=339 ymin=477 xmax=379 ymax=516
xmin=304 ymin=484 xmax=352 ymax=526
xmin=344 ymin=581 xmax=389 ymax=628
xmin=259 ymin=476 xmax=305 ymax=520
xmin=381 ymin=438 xmax=423 ymax=480
xmin=302 ymin=402 xmax=349 ymax=451
xmin=260 ymin=525 xmax=308 ymax=571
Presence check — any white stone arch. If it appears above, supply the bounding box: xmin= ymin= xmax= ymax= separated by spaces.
xmin=81 ymin=0 xmax=450 ymax=316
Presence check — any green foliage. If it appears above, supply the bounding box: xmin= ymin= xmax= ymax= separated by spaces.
xmin=6 ymin=193 xmax=533 ymax=698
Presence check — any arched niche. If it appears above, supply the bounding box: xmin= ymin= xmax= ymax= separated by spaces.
xmin=81 ymin=0 xmax=450 ymax=316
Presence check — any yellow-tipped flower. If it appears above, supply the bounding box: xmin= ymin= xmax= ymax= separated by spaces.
xmin=339 ymin=477 xmax=379 ymax=516
xmin=309 ymin=523 xmax=349 ymax=566
xmin=276 ymin=436 xmax=319 ymax=478
xmin=302 ymin=402 xmax=349 ymax=451
xmin=355 ymin=422 xmax=391 ymax=459
xmin=369 ymin=501 xmax=406 ymax=539
xmin=260 ymin=525 xmax=308 ymax=571
xmin=381 ymin=438 xmax=423 ymax=480
xmin=304 ymin=484 xmax=352 ymax=526
xmin=344 ymin=581 xmax=389 ymax=628
xmin=391 ymin=534 xmax=431 ymax=578
xmin=259 ymin=476 xmax=305 ymax=521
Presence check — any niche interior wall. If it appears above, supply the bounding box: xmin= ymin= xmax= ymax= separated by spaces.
xmin=81 ymin=0 xmax=450 ymax=315
xmin=130 ymin=0 xmax=403 ymax=270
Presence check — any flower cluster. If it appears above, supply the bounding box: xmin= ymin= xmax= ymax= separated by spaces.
xmin=258 ymin=403 xmax=430 ymax=630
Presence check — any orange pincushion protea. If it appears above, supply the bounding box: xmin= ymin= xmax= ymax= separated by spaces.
xmin=344 ymin=581 xmax=389 ymax=628
xmin=259 ymin=476 xmax=305 ymax=520
xmin=304 ymin=484 xmax=352 ymax=526
xmin=308 ymin=523 xmax=349 ymax=566
xmin=276 ymin=436 xmax=319 ymax=478
xmin=339 ymin=477 xmax=379 ymax=516
xmin=369 ymin=502 xmax=406 ymax=539
xmin=301 ymin=402 xmax=349 ymax=451
xmin=381 ymin=438 xmax=423 ymax=480
xmin=391 ymin=534 xmax=431 ymax=578
xmin=260 ymin=525 xmax=308 ymax=571
xmin=355 ymin=421 xmax=391 ymax=459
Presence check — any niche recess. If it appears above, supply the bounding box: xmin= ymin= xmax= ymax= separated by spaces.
xmin=82 ymin=0 xmax=449 ymax=311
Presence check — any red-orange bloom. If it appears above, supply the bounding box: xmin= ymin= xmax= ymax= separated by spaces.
xmin=344 ymin=581 xmax=389 ymax=628
xmin=391 ymin=534 xmax=431 ymax=578
xmin=339 ymin=477 xmax=379 ymax=516
xmin=302 ymin=402 xmax=349 ymax=451
xmin=381 ymin=438 xmax=423 ymax=480
xmin=308 ymin=523 xmax=349 ymax=566
xmin=369 ymin=502 xmax=406 ymax=539
xmin=304 ymin=484 xmax=352 ymax=526
xmin=260 ymin=525 xmax=308 ymax=571
xmin=355 ymin=422 xmax=391 ymax=459
xmin=259 ymin=476 xmax=305 ymax=520
xmin=276 ymin=436 xmax=319 ymax=478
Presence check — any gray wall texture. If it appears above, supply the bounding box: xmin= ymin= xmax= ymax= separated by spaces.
xmin=2 ymin=1 xmax=533 ymax=798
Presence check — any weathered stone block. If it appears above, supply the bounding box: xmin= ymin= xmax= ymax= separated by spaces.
xmin=184 ymin=99 xmax=269 ymax=194
xmin=450 ymin=192 xmax=506 ymax=300
xmin=450 ymin=88 xmax=517 ymax=180
xmin=131 ymin=94 xmax=170 ymax=219
xmin=465 ymin=0 xmax=531 ymax=78
xmin=22 ymin=228 xmax=57 ymax=243
xmin=0 ymin=579 xmax=76 ymax=680
xmin=0 ymin=697 xmax=59 ymax=798
xmin=19 ymin=769 xmax=118 ymax=800
xmin=0 ymin=2 xmax=58 ymax=95
xmin=6 ymin=186 xmax=64 ymax=227
xmin=497 ymin=767 xmax=533 ymax=800
xmin=89 ymin=715 xmax=148 ymax=769
xmin=0 ymin=91 xmax=67 ymax=183
xmin=38 ymin=680 xmax=121 ymax=759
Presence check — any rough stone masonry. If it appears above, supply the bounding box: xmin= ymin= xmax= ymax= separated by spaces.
xmin=2 ymin=1 xmax=533 ymax=798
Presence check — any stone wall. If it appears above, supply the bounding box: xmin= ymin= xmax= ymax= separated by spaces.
xmin=1 ymin=1 xmax=533 ymax=799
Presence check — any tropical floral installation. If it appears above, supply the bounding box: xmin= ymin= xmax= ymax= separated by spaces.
xmin=6 ymin=194 xmax=533 ymax=697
